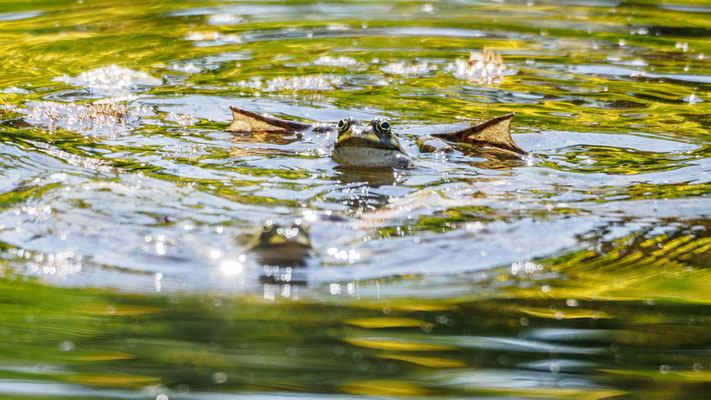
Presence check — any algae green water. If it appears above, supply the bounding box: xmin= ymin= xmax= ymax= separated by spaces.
xmin=1 ymin=0 xmax=710 ymax=398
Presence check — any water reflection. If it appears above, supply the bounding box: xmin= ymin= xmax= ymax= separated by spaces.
xmin=335 ymin=167 xmax=399 ymax=188
xmin=3 ymin=273 xmax=711 ymax=399
xmin=230 ymin=131 xmax=303 ymax=157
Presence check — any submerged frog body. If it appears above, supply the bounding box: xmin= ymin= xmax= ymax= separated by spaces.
xmin=248 ymin=222 xmax=311 ymax=267
xmin=226 ymin=106 xmax=527 ymax=169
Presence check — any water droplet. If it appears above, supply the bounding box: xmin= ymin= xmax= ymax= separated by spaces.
xmin=59 ymin=341 xmax=74 ymax=352
xmin=213 ymin=372 xmax=228 ymax=384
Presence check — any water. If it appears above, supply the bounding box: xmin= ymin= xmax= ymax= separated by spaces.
xmin=1 ymin=0 xmax=710 ymax=398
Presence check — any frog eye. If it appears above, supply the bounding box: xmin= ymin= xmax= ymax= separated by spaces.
xmin=262 ymin=224 xmax=272 ymax=233
xmin=337 ymin=118 xmax=350 ymax=132
xmin=374 ymin=119 xmax=391 ymax=134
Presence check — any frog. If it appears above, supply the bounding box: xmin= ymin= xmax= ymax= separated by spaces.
xmin=247 ymin=221 xmax=312 ymax=267
xmin=331 ymin=117 xmax=414 ymax=169
xmin=226 ymin=106 xmax=528 ymax=169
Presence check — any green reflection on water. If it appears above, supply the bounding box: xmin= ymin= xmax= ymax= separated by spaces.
xmin=1 ymin=267 xmax=711 ymax=398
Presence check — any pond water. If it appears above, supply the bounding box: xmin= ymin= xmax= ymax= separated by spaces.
xmin=1 ymin=0 xmax=710 ymax=398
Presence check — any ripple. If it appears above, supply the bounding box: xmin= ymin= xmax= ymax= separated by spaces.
xmin=22 ymin=99 xmax=152 ymax=135
xmin=377 ymin=27 xmax=487 ymax=38
xmin=184 ymin=31 xmax=243 ymax=46
xmin=9 ymin=248 xmax=83 ymax=278
xmin=572 ymin=64 xmax=711 ymax=84
xmin=313 ymin=55 xmax=360 ymax=67
xmin=0 ymin=11 xmax=43 ymax=21
xmin=207 ymin=13 xmax=246 ymax=25
xmin=167 ymin=62 xmax=203 ymax=74
xmin=264 ymin=75 xmax=344 ymax=92
xmin=54 ymin=65 xmax=161 ymax=96
xmin=446 ymin=49 xmax=512 ymax=85
xmin=381 ymin=62 xmax=436 ymax=77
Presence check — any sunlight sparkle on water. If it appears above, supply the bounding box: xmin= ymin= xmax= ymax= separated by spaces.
xmin=55 ymin=65 xmax=161 ymax=95
xmin=265 ymin=75 xmax=343 ymax=92
xmin=313 ymin=55 xmax=359 ymax=67
xmin=447 ymin=49 xmax=508 ymax=85
xmin=381 ymin=62 xmax=435 ymax=77
xmin=11 ymin=249 xmax=82 ymax=278
xmin=301 ymin=210 xmax=319 ymax=222
xmin=184 ymin=31 xmax=242 ymax=43
xmin=24 ymin=99 xmax=152 ymax=134
xmin=208 ymin=14 xmax=245 ymax=25
xmin=277 ymin=227 xmax=300 ymax=239
xmin=154 ymin=272 xmax=162 ymax=292
xmin=155 ymin=242 xmax=166 ymax=255
xmin=220 ymin=256 xmax=246 ymax=277
xmin=327 ymin=247 xmax=361 ymax=263
xmin=510 ymin=261 xmax=544 ymax=276
xmin=167 ymin=63 xmax=202 ymax=74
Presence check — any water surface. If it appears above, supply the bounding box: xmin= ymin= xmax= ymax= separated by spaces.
xmin=1 ymin=0 xmax=710 ymax=398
